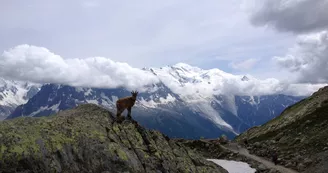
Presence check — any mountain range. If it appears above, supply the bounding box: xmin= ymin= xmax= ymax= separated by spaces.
xmin=1 ymin=84 xmax=328 ymax=172
xmin=1 ymin=63 xmax=306 ymax=139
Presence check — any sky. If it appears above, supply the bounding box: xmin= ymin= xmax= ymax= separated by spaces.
xmin=0 ymin=0 xmax=328 ymax=95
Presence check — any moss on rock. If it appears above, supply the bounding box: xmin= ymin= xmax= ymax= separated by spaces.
xmin=0 ymin=104 xmax=228 ymax=173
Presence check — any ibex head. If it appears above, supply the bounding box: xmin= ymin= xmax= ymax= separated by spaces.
xmin=131 ymin=90 xmax=139 ymax=98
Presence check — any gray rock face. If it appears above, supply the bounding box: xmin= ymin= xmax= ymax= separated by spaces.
xmin=0 ymin=105 xmax=14 ymax=120
xmin=0 ymin=78 xmax=40 ymax=120
xmin=0 ymin=104 xmax=228 ymax=173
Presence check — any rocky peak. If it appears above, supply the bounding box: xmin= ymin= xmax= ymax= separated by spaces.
xmin=241 ymin=76 xmax=250 ymax=81
xmin=0 ymin=104 xmax=228 ymax=173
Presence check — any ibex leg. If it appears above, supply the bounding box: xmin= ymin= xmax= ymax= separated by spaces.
xmin=127 ymin=107 xmax=132 ymax=119
xmin=116 ymin=105 xmax=124 ymax=118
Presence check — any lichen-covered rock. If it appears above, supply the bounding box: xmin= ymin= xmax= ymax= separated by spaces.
xmin=219 ymin=135 xmax=228 ymax=144
xmin=0 ymin=104 xmax=228 ymax=173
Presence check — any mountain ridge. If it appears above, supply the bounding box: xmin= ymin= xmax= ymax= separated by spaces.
xmin=0 ymin=63 xmax=312 ymax=139
xmin=235 ymin=85 xmax=328 ymax=173
xmin=6 ymin=83 xmax=303 ymax=139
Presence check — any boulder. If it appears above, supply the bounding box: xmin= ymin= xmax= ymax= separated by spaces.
xmin=219 ymin=134 xmax=229 ymax=144
xmin=303 ymin=158 xmax=313 ymax=166
xmin=297 ymin=163 xmax=305 ymax=171
xmin=258 ymin=164 xmax=267 ymax=171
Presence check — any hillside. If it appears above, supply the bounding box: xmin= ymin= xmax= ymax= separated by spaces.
xmin=0 ymin=104 xmax=229 ymax=173
xmin=236 ymin=86 xmax=328 ymax=173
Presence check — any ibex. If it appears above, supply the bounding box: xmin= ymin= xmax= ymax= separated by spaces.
xmin=116 ymin=90 xmax=138 ymax=120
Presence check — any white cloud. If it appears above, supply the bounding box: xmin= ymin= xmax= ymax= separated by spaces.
xmin=151 ymin=63 xmax=325 ymax=97
xmin=0 ymin=0 xmax=295 ymax=69
xmin=229 ymin=58 xmax=260 ymax=71
xmin=283 ymin=83 xmax=327 ymax=96
xmin=273 ymin=31 xmax=328 ymax=83
xmin=247 ymin=0 xmax=328 ymax=34
xmin=0 ymin=45 xmax=325 ymax=97
xmin=244 ymin=0 xmax=328 ymax=86
xmin=214 ymin=75 xmax=325 ymax=97
xmin=0 ymin=45 xmax=159 ymax=91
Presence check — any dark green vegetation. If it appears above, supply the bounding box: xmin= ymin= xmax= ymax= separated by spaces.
xmin=0 ymin=104 xmax=228 ymax=173
xmin=236 ymin=86 xmax=328 ymax=173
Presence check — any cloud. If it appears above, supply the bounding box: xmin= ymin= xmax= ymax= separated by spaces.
xmin=0 ymin=45 xmax=159 ymax=91
xmin=247 ymin=0 xmax=328 ymax=34
xmin=210 ymin=75 xmax=324 ymax=97
xmin=0 ymin=0 xmax=295 ymax=69
xmin=244 ymin=0 xmax=328 ymax=86
xmin=229 ymin=58 xmax=260 ymax=71
xmin=0 ymin=45 xmax=324 ymax=97
xmin=283 ymin=83 xmax=327 ymax=96
xmin=151 ymin=63 xmax=324 ymax=97
xmin=273 ymin=31 xmax=328 ymax=83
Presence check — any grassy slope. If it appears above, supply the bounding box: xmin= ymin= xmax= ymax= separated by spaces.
xmin=235 ymin=86 xmax=328 ymax=172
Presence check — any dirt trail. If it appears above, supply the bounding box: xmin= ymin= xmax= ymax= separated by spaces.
xmin=223 ymin=143 xmax=299 ymax=173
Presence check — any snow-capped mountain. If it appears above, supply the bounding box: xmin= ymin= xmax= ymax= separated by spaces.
xmin=0 ymin=78 xmax=40 ymax=120
xmin=5 ymin=63 xmax=305 ymax=138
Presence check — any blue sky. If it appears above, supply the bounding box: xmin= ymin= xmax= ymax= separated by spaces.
xmin=0 ymin=0 xmax=328 ymax=83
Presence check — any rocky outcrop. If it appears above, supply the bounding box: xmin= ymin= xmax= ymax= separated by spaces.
xmin=0 ymin=104 xmax=228 ymax=173
xmin=236 ymin=86 xmax=328 ymax=173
